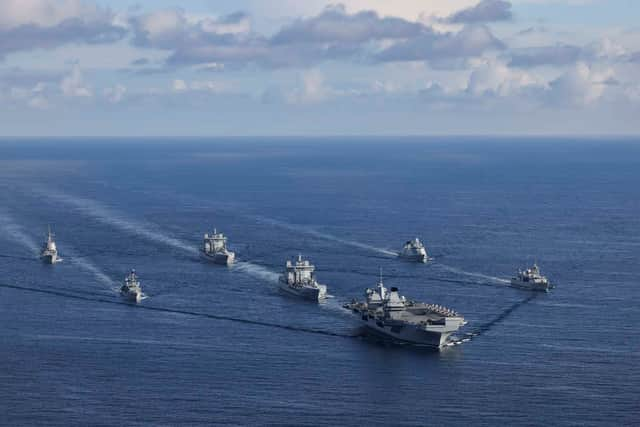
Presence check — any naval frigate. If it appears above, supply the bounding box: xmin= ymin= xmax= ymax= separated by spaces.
xmin=120 ymin=269 xmax=143 ymax=303
xmin=40 ymin=226 xmax=62 ymax=264
xmin=399 ymin=237 xmax=429 ymax=263
xmin=202 ymin=229 xmax=235 ymax=265
xmin=345 ymin=273 xmax=465 ymax=349
xmin=279 ymin=255 xmax=327 ymax=301
xmin=510 ymin=264 xmax=551 ymax=292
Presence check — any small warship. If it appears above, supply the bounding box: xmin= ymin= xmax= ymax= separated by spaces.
xmin=345 ymin=272 xmax=465 ymax=349
xmin=120 ymin=269 xmax=143 ymax=303
xmin=510 ymin=264 xmax=551 ymax=292
xmin=279 ymin=255 xmax=327 ymax=301
xmin=400 ymin=237 xmax=429 ymax=263
xmin=202 ymin=229 xmax=235 ymax=265
xmin=40 ymin=226 xmax=62 ymax=264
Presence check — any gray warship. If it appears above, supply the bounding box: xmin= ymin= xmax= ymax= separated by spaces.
xmin=120 ymin=269 xmax=143 ymax=303
xmin=510 ymin=264 xmax=551 ymax=292
xmin=279 ymin=255 xmax=327 ymax=301
xmin=345 ymin=273 xmax=465 ymax=349
xmin=40 ymin=226 xmax=62 ymax=264
xmin=202 ymin=229 xmax=235 ymax=265
xmin=400 ymin=237 xmax=428 ymax=263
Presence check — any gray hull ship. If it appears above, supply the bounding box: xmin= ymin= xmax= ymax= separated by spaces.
xmin=120 ymin=269 xmax=143 ymax=303
xmin=400 ymin=238 xmax=428 ymax=263
xmin=510 ymin=264 xmax=551 ymax=292
xmin=40 ymin=227 xmax=62 ymax=264
xmin=202 ymin=229 xmax=235 ymax=265
xmin=345 ymin=274 xmax=465 ymax=349
xmin=279 ymin=255 xmax=327 ymax=301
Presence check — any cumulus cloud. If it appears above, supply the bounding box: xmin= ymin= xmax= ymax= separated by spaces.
xmin=171 ymin=79 xmax=230 ymax=93
xmin=375 ymin=24 xmax=504 ymax=62
xmin=129 ymin=6 xmax=506 ymax=68
xmin=0 ymin=0 xmax=126 ymax=58
xmin=508 ymin=38 xmax=630 ymax=68
xmin=104 ymin=84 xmax=126 ymax=103
xmin=445 ymin=0 xmax=512 ymax=24
xmin=271 ymin=4 xmax=424 ymax=44
xmin=466 ymin=60 xmax=541 ymax=96
xmin=60 ymin=65 xmax=92 ymax=97
xmin=546 ymin=62 xmax=616 ymax=106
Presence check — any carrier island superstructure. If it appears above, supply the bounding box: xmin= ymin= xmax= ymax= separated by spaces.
xmin=345 ymin=273 xmax=465 ymax=349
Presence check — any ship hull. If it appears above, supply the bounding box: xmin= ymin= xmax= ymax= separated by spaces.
xmin=279 ymin=281 xmax=326 ymax=301
xmin=399 ymin=253 xmax=427 ymax=263
xmin=121 ymin=291 xmax=142 ymax=303
xmin=201 ymin=250 xmax=235 ymax=265
xmin=358 ymin=315 xmax=452 ymax=348
xmin=510 ymin=279 xmax=549 ymax=292
xmin=41 ymin=253 xmax=59 ymax=265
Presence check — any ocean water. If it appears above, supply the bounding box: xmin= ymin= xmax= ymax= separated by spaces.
xmin=0 ymin=137 xmax=638 ymax=426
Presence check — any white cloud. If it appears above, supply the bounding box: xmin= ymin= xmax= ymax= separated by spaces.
xmin=548 ymin=62 xmax=615 ymax=106
xmin=60 ymin=65 xmax=92 ymax=97
xmin=171 ymin=79 xmax=230 ymax=93
xmin=104 ymin=84 xmax=127 ymax=103
xmin=467 ymin=59 xmax=541 ymax=96
xmin=0 ymin=0 xmax=106 ymax=29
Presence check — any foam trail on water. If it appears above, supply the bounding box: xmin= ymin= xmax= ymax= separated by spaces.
xmin=434 ymin=262 xmax=509 ymax=284
xmin=251 ymin=215 xmax=398 ymax=257
xmin=0 ymin=211 xmax=39 ymax=256
xmin=233 ymin=261 xmax=279 ymax=284
xmin=69 ymin=255 xmax=117 ymax=290
xmin=38 ymin=189 xmax=199 ymax=256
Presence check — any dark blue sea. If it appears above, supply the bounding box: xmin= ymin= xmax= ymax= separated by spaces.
xmin=0 ymin=137 xmax=638 ymax=426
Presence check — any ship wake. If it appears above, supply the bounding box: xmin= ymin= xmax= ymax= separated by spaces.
xmin=0 ymin=282 xmax=357 ymax=339
xmin=432 ymin=262 xmax=509 ymax=285
xmin=447 ymin=294 xmax=539 ymax=346
xmin=37 ymin=189 xmax=199 ymax=256
xmin=0 ymin=210 xmax=40 ymax=256
xmin=250 ymin=215 xmax=397 ymax=257
xmin=233 ymin=261 xmax=280 ymax=284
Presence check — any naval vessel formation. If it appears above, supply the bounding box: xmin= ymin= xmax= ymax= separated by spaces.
xmin=35 ymin=226 xmax=553 ymax=349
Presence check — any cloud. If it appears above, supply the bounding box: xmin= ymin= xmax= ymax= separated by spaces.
xmin=104 ymin=84 xmax=126 ymax=103
xmin=171 ymin=79 xmax=230 ymax=93
xmin=445 ymin=0 xmax=512 ymax=24
xmin=508 ymin=38 xmax=630 ymax=68
xmin=60 ymin=65 xmax=92 ymax=97
xmin=546 ymin=62 xmax=616 ymax=106
xmin=0 ymin=0 xmax=126 ymax=58
xmin=375 ymin=24 xmax=504 ymax=62
xmin=271 ymin=4 xmax=424 ymax=44
xmin=509 ymin=44 xmax=583 ymax=67
xmin=130 ymin=6 xmax=506 ymax=68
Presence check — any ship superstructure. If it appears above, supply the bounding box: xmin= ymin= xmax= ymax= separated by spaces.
xmin=202 ymin=229 xmax=235 ymax=265
xmin=510 ymin=264 xmax=551 ymax=292
xmin=279 ymin=255 xmax=327 ymax=301
xmin=120 ymin=269 xmax=143 ymax=303
xmin=345 ymin=273 xmax=465 ymax=349
xmin=40 ymin=226 xmax=62 ymax=264
xmin=400 ymin=238 xmax=428 ymax=263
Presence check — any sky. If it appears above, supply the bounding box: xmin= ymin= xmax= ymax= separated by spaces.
xmin=0 ymin=0 xmax=639 ymax=136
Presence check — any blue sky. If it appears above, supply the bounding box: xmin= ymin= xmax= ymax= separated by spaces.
xmin=1 ymin=0 xmax=639 ymax=136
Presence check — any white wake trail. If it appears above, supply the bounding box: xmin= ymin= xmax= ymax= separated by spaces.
xmin=251 ymin=215 xmax=398 ymax=257
xmin=0 ymin=211 xmax=40 ymax=256
xmin=233 ymin=261 xmax=280 ymax=284
xmin=38 ymin=189 xmax=199 ymax=256
xmin=68 ymin=254 xmax=117 ymax=290
xmin=433 ymin=262 xmax=509 ymax=284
